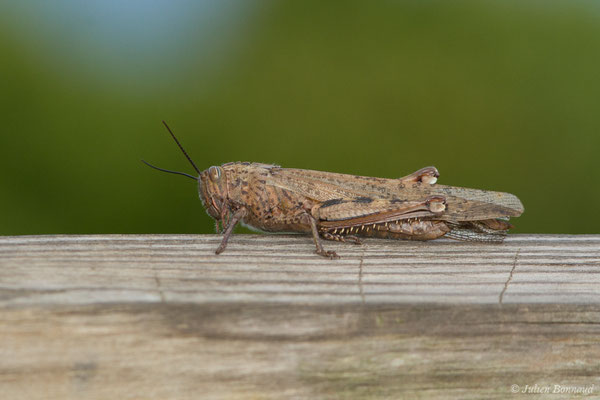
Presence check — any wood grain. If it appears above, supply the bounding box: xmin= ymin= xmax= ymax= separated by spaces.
xmin=1 ymin=234 xmax=599 ymax=399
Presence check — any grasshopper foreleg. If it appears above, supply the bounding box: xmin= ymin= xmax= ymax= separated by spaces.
xmin=215 ymin=208 xmax=247 ymax=255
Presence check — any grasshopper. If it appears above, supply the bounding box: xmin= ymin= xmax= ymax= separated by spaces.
xmin=144 ymin=122 xmax=524 ymax=259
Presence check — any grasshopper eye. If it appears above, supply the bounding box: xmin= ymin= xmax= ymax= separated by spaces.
xmin=208 ymin=166 xmax=223 ymax=182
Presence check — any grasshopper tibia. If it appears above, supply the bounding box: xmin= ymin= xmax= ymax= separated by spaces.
xmin=321 ymin=232 xmax=362 ymax=245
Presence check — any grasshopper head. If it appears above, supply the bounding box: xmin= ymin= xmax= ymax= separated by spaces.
xmin=199 ymin=165 xmax=228 ymax=220
xmin=144 ymin=122 xmax=233 ymax=225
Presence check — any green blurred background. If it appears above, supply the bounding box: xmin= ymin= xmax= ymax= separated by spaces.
xmin=2 ymin=0 xmax=599 ymax=236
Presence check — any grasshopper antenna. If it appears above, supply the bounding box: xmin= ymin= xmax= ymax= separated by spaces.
xmin=141 ymin=160 xmax=198 ymax=180
xmin=162 ymin=120 xmax=201 ymax=175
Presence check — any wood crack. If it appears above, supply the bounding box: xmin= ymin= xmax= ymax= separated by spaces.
xmin=499 ymin=248 xmax=520 ymax=304
xmin=154 ymin=271 xmax=166 ymax=303
xmin=358 ymin=249 xmax=366 ymax=305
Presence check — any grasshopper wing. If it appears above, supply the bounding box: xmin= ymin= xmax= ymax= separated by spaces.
xmin=266 ymin=167 xmax=523 ymax=223
xmin=266 ymin=167 xmax=399 ymax=200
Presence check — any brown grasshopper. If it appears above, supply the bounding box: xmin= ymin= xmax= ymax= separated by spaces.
xmin=143 ymin=122 xmax=524 ymax=259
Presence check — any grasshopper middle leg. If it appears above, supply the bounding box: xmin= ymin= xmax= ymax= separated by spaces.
xmin=307 ymin=214 xmax=340 ymax=259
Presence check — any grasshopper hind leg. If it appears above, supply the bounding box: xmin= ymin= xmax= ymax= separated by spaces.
xmin=398 ymin=166 xmax=439 ymax=185
xmin=356 ymin=219 xmax=450 ymax=241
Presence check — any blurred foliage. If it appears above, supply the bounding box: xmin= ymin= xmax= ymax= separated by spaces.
xmin=1 ymin=0 xmax=599 ymax=235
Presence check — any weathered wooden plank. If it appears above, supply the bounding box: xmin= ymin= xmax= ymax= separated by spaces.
xmin=1 ymin=234 xmax=599 ymax=399
xmin=1 ymin=303 xmax=599 ymax=399
xmin=1 ymin=234 xmax=599 ymax=305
